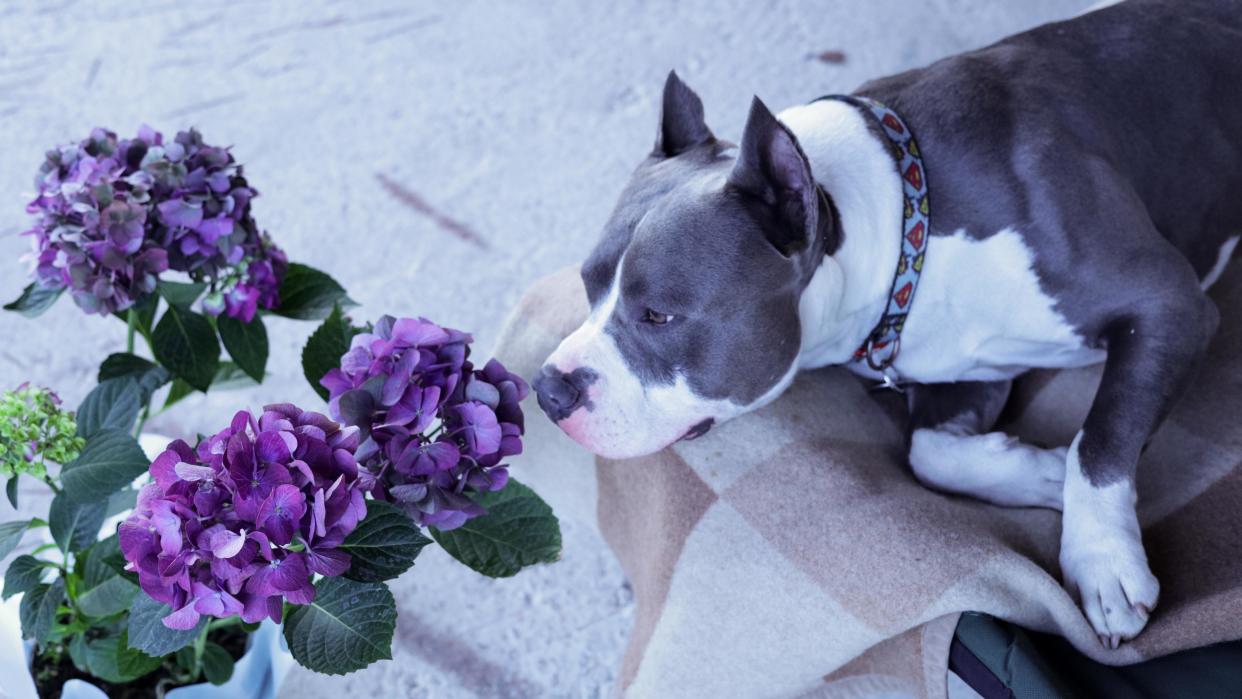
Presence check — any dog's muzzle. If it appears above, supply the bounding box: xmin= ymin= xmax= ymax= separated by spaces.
xmin=533 ymin=365 xmax=596 ymax=422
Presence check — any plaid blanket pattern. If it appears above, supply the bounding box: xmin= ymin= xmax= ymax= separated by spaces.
xmin=492 ymin=265 xmax=1242 ymax=698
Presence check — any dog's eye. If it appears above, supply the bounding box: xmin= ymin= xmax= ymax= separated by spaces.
xmin=642 ymin=308 xmax=674 ymax=325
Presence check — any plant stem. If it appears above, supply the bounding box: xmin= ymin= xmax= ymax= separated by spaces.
xmin=126 ymin=308 xmax=137 ymax=354
xmin=133 ymin=403 xmax=151 ymax=439
xmin=41 ymin=474 xmax=60 ymax=495
xmin=192 ymin=621 xmax=209 ymax=680
xmin=207 ymin=616 xmax=240 ymax=632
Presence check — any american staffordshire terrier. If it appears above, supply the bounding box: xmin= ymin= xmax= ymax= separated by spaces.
xmin=534 ymin=0 xmax=1242 ymax=647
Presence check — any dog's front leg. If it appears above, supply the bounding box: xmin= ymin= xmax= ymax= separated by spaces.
xmin=1061 ymin=294 xmax=1218 ymax=648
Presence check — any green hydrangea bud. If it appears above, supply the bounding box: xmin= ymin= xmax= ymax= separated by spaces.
xmin=0 ymin=385 xmax=84 ymax=480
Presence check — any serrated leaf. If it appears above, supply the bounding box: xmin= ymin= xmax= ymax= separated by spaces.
xmin=61 ymin=429 xmax=150 ymax=504
xmin=217 ymin=314 xmax=268 ymax=382
xmin=4 ymin=282 xmax=63 ymax=317
xmin=4 ymin=555 xmax=47 ymax=600
xmin=76 ymin=377 xmax=143 ymax=439
xmin=5 ymin=477 xmax=17 ymax=509
xmin=49 ymin=493 xmax=107 ymax=553
xmin=202 ymin=641 xmax=235 ymax=685
xmin=283 ymin=577 xmax=395 ymax=675
xmin=301 ymin=304 xmax=360 ymax=401
xmin=126 ymin=594 xmax=209 ymax=656
xmin=152 ymin=304 xmax=219 ymax=392
xmin=157 ymin=280 xmax=207 ymax=308
xmin=275 ymin=263 xmax=355 ymax=320
xmin=430 ymin=479 xmax=561 ymax=578
xmin=78 ymin=536 xmax=139 ymax=617
xmin=19 ymin=578 xmax=64 ymax=646
xmin=98 ymin=353 xmax=171 ymax=398
xmin=0 ymin=519 xmax=31 ymax=559
xmin=87 ymin=629 xmax=161 ymax=683
xmin=341 ymin=500 xmax=431 ymax=582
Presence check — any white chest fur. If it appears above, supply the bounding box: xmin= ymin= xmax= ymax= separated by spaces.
xmin=782 ymin=100 xmax=1105 ymax=384
xmin=885 ymin=228 xmax=1105 ymax=383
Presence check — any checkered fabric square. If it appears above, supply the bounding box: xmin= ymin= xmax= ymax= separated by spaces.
xmin=493 ymin=266 xmax=1242 ymax=699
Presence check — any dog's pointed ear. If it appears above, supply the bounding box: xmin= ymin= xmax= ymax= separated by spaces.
xmin=655 ymin=71 xmax=715 ymax=156
xmin=727 ymin=96 xmax=819 ymax=257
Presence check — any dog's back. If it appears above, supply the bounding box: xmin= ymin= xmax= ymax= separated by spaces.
xmin=860 ymin=0 xmax=1242 ymax=280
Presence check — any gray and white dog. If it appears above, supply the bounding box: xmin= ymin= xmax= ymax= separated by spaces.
xmin=534 ymin=0 xmax=1242 ymax=647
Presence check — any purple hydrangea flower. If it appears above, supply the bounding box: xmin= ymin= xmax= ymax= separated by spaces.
xmin=119 ymin=405 xmax=367 ymax=629
xmin=321 ymin=316 xmax=528 ymax=530
xmin=22 ymin=126 xmax=286 ymax=319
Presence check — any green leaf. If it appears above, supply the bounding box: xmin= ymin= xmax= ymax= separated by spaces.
xmin=98 ymin=352 xmax=156 ymax=381
xmin=163 ymin=379 xmax=195 ymax=410
xmin=68 ymin=633 xmax=90 ymax=673
xmin=78 ymin=536 xmax=139 ymax=617
xmin=98 ymin=353 xmax=171 ymax=398
xmin=4 ymin=555 xmax=47 ymax=600
xmin=87 ymin=629 xmax=161 ymax=683
xmin=76 ymin=377 xmax=143 ymax=439
xmin=4 ymin=282 xmax=63 ymax=318
xmin=212 ymin=361 xmax=259 ymax=390
xmin=106 ymin=488 xmax=139 ymax=517
xmin=152 ymin=304 xmax=220 ymax=392
xmin=61 ymin=429 xmax=150 ymax=504
xmin=430 ymin=479 xmax=562 ymax=578
xmin=275 ymin=263 xmax=355 ymax=320
xmin=217 ymin=314 xmax=268 ymax=383
xmin=126 ymin=594 xmax=209 ymax=656
xmin=341 ymin=501 xmax=431 ymax=582
xmin=301 ymin=304 xmax=360 ymax=400
xmin=49 ymin=493 xmax=107 ymax=553
xmin=202 ymin=641 xmax=235 ymax=685
xmin=164 ymin=358 xmax=259 ymax=411
xmin=19 ymin=578 xmax=64 ymax=646
xmin=5 ymin=477 xmax=17 ymax=509
xmin=0 ymin=519 xmax=31 ymax=559
xmin=157 ymin=280 xmax=207 ymax=308
xmin=282 ymin=577 xmax=396 ymax=675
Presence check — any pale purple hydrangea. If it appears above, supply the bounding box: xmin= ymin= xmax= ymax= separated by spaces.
xmin=119 ymin=405 xmax=367 ymax=629
xmin=321 ymin=316 xmax=528 ymax=530
xmin=23 ymin=126 xmax=285 ymax=320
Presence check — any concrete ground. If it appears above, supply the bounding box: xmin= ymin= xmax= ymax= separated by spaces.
xmin=0 ymin=1 xmax=1093 ymax=696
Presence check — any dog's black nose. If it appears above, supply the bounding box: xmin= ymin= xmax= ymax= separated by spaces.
xmin=533 ymin=365 xmax=594 ymax=421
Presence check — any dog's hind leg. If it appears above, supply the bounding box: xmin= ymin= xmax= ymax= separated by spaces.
xmin=906 ymin=380 xmax=1066 ymax=510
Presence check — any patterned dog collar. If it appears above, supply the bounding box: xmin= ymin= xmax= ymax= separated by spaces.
xmin=814 ymin=95 xmax=929 ymax=381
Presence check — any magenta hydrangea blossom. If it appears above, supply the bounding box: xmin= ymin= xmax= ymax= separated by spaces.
xmin=321 ymin=315 xmax=528 ymax=530
xmin=23 ymin=126 xmax=286 ymax=319
xmin=119 ymin=404 xmax=367 ymax=630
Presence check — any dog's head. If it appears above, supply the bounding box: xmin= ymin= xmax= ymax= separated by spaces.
xmin=535 ymin=73 xmax=838 ymax=459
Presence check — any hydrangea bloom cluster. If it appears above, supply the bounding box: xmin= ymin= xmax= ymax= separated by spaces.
xmin=321 ymin=316 xmax=528 ymax=530
xmin=119 ymin=405 xmax=367 ymax=630
xmin=24 ymin=126 xmax=286 ymax=320
xmin=0 ymin=384 xmax=83 ymax=479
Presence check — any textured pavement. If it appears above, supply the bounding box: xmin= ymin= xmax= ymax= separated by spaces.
xmin=0 ymin=1 xmax=1092 ymax=696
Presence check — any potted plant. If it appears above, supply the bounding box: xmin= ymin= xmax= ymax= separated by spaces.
xmin=2 ymin=127 xmax=562 ymax=697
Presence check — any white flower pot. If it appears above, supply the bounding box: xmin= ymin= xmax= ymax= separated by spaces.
xmin=1 ymin=594 xmax=292 ymax=699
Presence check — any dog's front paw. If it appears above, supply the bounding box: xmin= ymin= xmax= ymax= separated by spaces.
xmin=1060 ymin=542 xmax=1159 ymax=648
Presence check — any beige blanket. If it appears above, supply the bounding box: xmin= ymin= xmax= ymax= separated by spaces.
xmin=493 ymin=265 xmax=1242 ymax=699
